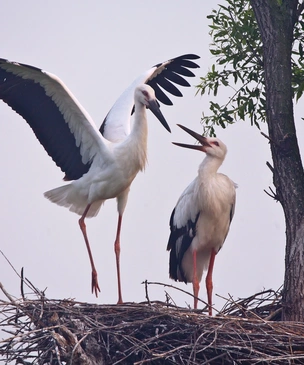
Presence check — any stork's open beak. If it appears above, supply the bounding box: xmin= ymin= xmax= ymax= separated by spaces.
xmin=148 ymin=99 xmax=171 ymax=133
xmin=172 ymin=124 xmax=211 ymax=150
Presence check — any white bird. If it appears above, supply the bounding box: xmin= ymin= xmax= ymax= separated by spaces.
xmin=0 ymin=54 xmax=200 ymax=303
xmin=167 ymin=124 xmax=236 ymax=315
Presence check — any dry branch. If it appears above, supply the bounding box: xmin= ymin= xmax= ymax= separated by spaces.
xmin=1 ymin=282 xmax=304 ymax=364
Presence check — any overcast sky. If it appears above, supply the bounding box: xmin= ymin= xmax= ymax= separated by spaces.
xmin=1 ymin=1 xmax=299 ymax=314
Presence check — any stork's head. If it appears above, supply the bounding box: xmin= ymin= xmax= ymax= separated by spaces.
xmin=172 ymin=124 xmax=227 ymax=160
xmin=134 ymin=85 xmax=171 ymax=132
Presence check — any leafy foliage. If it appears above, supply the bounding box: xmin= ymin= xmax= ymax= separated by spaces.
xmin=198 ymin=0 xmax=304 ymax=136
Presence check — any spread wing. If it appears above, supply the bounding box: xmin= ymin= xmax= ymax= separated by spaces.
xmin=100 ymin=54 xmax=200 ymax=142
xmin=0 ymin=59 xmax=111 ymax=181
xmin=0 ymin=55 xmax=200 ymax=179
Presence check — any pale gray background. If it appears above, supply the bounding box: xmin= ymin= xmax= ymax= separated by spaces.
xmin=0 ymin=1 xmax=295 ymax=313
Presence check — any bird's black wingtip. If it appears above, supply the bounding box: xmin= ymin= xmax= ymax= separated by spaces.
xmin=173 ymin=54 xmax=200 ymax=67
xmin=148 ymin=54 xmax=200 ymax=106
xmin=177 ymin=54 xmax=200 ymax=60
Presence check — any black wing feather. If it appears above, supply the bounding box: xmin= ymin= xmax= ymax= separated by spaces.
xmin=167 ymin=65 xmax=196 ymax=78
xmin=167 ymin=208 xmax=200 ymax=283
xmin=156 ymin=77 xmax=183 ymax=97
xmin=147 ymin=79 xmax=173 ymax=105
xmin=161 ymin=70 xmax=190 ymax=87
xmin=177 ymin=59 xmax=201 ymax=69
xmin=146 ymin=54 xmax=200 ymax=104
xmin=100 ymin=54 xmax=200 ymax=132
xmin=0 ymin=60 xmax=90 ymax=181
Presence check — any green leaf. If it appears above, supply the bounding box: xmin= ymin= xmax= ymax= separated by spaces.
xmin=197 ymin=0 xmax=268 ymax=134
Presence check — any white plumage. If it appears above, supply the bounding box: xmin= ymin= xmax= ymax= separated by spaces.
xmin=0 ymin=55 xmax=200 ymax=302
xmin=167 ymin=124 xmax=236 ymax=315
xmin=44 ymin=85 xmax=153 ymax=218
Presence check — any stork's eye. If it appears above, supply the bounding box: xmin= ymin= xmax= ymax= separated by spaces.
xmin=212 ymin=141 xmax=220 ymax=146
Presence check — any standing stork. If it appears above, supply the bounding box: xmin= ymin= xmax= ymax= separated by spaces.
xmin=0 ymin=54 xmax=200 ymax=303
xmin=167 ymin=124 xmax=236 ymax=315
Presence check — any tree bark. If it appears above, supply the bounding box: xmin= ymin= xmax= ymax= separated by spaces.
xmin=250 ymin=0 xmax=304 ymax=321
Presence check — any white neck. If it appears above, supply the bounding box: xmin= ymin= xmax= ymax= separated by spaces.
xmin=124 ymin=100 xmax=148 ymax=172
xmin=198 ymin=154 xmax=223 ymax=179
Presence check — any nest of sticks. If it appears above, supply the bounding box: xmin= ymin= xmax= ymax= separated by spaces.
xmin=1 ymin=276 xmax=304 ymax=365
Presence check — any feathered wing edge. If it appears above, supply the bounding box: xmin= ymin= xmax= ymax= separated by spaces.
xmin=0 ymin=59 xmax=111 ymax=181
xmin=44 ymin=184 xmax=104 ymax=218
xmin=167 ymin=207 xmax=200 ymax=283
xmin=100 ymin=54 xmax=200 ymax=142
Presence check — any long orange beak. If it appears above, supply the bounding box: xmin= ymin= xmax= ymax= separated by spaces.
xmin=172 ymin=124 xmax=211 ymax=150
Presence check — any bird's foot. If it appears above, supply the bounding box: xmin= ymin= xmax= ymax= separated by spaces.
xmin=91 ymin=270 xmax=101 ymax=297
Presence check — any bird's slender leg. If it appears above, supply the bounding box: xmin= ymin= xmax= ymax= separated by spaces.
xmin=79 ymin=204 xmax=101 ymax=297
xmin=114 ymin=214 xmax=123 ymax=304
xmin=205 ymin=248 xmax=216 ymax=316
xmin=192 ymin=249 xmax=200 ymax=309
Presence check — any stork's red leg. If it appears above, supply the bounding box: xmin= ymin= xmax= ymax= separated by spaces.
xmin=114 ymin=214 xmax=123 ymax=304
xmin=206 ymin=248 xmax=216 ymax=316
xmin=79 ymin=204 xmax=101 ymax=297
xmin=192 ymin=249 xmax=200 ymax=309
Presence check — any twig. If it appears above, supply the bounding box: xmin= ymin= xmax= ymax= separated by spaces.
xmin=164 ymin=291 xmax=177 ymax=307
xmin=21 ymin=267 xmax=25 ymax=300
xmin=264 ymin=186 xmax=279 ymax=202
xmin=0 ymin=282 xmax=15 ymax=303
xmin=261 ymin=131 xmax=272 ymax=143
xmin=0 ymin=249 xmax=21 ymax=278
xmin=266 ymin=161 xmax=274 ymax=173
xmin=143 ymin=280 xmax=151 ymax=306
xmin=0 ymin=250 xmax=40 ymax=297
xmin=143 ymin=281 xmax=216 ymax=314
xmin=0 ymin=284 xmax=288 ymax=364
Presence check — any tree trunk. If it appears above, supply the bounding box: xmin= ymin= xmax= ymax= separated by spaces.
xmin=250 ymin=0 xmax=304 ymax=321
